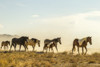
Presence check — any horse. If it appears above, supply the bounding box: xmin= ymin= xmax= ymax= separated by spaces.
xmin=43 ymin=37 xmax=61 ymax=52
xmin=1 ymin=41 xmax=10 ymax=50
xmin=10 ymin=36 xmax=29 ymax=51
xmin=44 ymin=42 xmax=55 ymax=53
xmin=25 ymin=38 xmax=40 ymax=51
xmin=72 ymin=36 xmax=92 ymax=55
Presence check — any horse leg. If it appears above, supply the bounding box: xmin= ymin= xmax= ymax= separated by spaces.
xmin=72 ymin=44 xmax=76 ymax=54
xmin=43 ymin=44 xmax=46 ymax=51
xmin=77 ymin=47 xmax=80 ymax=54
xmin=10 ymin=45 xmax=12 ymax=51
xmin=4 ymin=46 xmax=5 ymax=50
xmin=1 ymin=45 xmax=2 ymax=49
xmin=10 ymin=43 xmax=14 ymax=51
xmin=5 ymin=46 xmax=7 ymax=50
xmin=23 ymin=44 xmax=27 ymax=51
xmin=14 ymin=44 xmax=16 ymax=51
xmin=43 ymin=45 xmax=47 ymax=52
xmin=49 ymin=48 xmax=50 ymax=52
xmin=24 ymin=46 xmax=27 ymax=51
xmin=55 ymin=45 xmax=58 ymax=52
xmin=23 ymin=45 xmax=28 ymax=51
xmin=19 ymin=45 xmax=22 ymax=51
xmin=46 ymin=48 xmax=48 ymax=53
xmin=51 ymin=48 xmax=54 ymax=53
xmin=25 ymin=45 xmax=28 ymax=51
xmin=43 ymin=46 xmax=45 ymax=52
xmin=82 ymin=47 xmax=84 ymax=55
xmin=32 ymin=46 xmax=35 ymax=51
xmin=7 ymin=46 xmax=8 ymax=50
xmin=85 ymin=47 xmax=87 ymax=55
xmin=23 ymin=45 xmax=27 ymax=51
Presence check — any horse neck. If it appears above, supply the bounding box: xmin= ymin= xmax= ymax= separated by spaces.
xmin=34 ymin=39 xmax=38 ymax=44
xmin=52 ymin=38 xmax=58 ymax=42
xmin=8 ymin=42 xmax=10 ymax=45
xmin=81 ymin=37 xmax=88 ymax=43
xmin=53 ymin=41 xmax=58 ymax=45
xmin=86 ymin=40 xmax=90 ymax=44
xmin=31 ymin=40 xmax=36 ymax=44
xmin=32 ymin=40 xmax=38 ymax=46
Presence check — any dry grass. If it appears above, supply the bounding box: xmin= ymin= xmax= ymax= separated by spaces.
xmin=0 ymin=51 xmax=100 ymax=67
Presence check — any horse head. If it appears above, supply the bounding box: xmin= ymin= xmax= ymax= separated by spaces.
xmin=24 ymin=36 xmax=29 ymax=41
xmin=87 ymin=36 xmax=92 ymax=45
xmin=21 ymin=36 xmax=29 ymax=42
xmin=57 ymin=37 xmax=62 ymax=44
xmin=7 ymin=41 xmax=10 ymax=46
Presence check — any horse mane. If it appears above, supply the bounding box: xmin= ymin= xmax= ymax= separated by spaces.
xmin=45 ymin=39 xmax=51 ymax=41
xmin=52 ymin=38 xmax=60 ymax=42
xmin=20 ymin=36 xmax=28 ymax=40
xmin=31 ymin=38 xmax=37 ymax=43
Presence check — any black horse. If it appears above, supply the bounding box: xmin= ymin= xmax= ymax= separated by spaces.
xmin=10 ymin=36 xmax=28 ymax=51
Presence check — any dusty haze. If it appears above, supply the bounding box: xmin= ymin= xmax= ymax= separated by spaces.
xmin=0 ymin=34 xmax=99 ymax=54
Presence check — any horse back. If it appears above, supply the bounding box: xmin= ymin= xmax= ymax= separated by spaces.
xmin=12 ymin=38 xmax=19 ymax=43
xmin=31 ymin=38 xmax=37 ymax=43
xmin=44 ymin=39 xmax=51 ymax=44
xmin=19 ymin=36 xmax=28 ymax=44
xmin=73 ymin=39 xmax=79 ymax=45
xmin=78 ymin=38 xmax=87 ymax=46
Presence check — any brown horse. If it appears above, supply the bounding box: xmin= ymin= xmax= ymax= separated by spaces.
xmin=43 ymin=37 xmax=61 ymax=52
xmin=72 ymin=36 xmax=92 ymax=55
xmin=44 ymin=42 xmax=55 ymax=53
xmin=25 ymin=38 xmax=40 ymax=51
xmin=1 ymin=41 xmax=10 ymax=50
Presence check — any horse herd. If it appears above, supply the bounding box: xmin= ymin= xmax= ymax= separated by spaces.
xmin=0 ymin=36 xmax=61 ymax=53
xmin=0 ymin=36 xmax=92 ymax=54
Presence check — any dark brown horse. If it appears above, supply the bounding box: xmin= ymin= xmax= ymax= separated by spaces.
xmin=72 ymin=36 xmax=92 ymax=55
xmin=43 ymin=42 xmax=55 ymax=53
xmin=43 ymin=37 xmax=61 ymax=52
xmin=1 ymin=41 xmax=10 ymax=50
xmin=48 ymin=42 xmax=55 ymax=52
xmin=10 ymin=36 xmax=28 ymax=51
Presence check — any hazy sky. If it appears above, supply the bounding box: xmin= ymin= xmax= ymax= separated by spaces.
xmin=0 ymin=0 xmax=100 ymax=52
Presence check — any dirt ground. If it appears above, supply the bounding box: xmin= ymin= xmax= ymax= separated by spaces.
xmin=0 ymin=51 xmax=100 ymax=67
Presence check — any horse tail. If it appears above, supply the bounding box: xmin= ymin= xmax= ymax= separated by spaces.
xmin=72 ymin=43 xmax=76 ymax=54
xmin=1 ymin=44 xmax=3 ymax=49
xmin=72 ymin=39 xmax=78 ymax=53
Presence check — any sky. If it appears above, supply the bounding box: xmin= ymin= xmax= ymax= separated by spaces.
xmin=0 ymin=0 xmax=100 ymax=53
